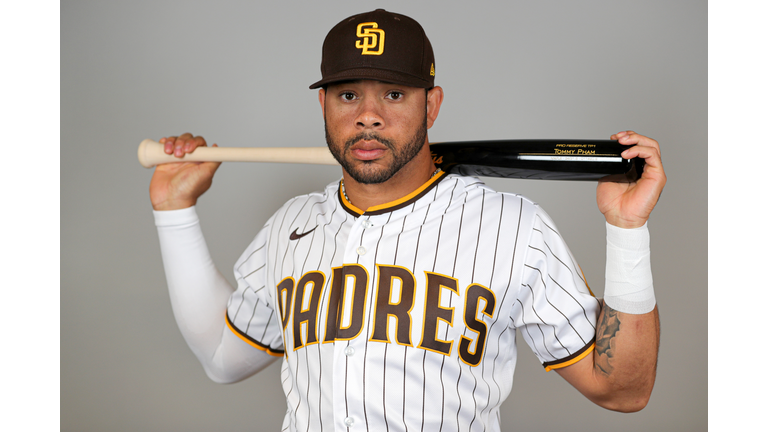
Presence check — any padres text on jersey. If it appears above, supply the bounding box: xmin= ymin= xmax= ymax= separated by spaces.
xmin=226 ymin=173 xmax=599 ymax=432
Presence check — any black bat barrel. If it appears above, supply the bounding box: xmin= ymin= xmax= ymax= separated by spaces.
xmin=429 ymin=139 xmax=644 ymax=182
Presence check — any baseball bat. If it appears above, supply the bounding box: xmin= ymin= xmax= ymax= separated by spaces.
xmin=138 ymin=138 xmax=643 ymax=182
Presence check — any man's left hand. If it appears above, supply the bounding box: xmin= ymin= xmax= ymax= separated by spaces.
xmin=598 ymin=131 xmax=667 ymax=228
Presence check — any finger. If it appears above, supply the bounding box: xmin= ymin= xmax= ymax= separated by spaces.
xmin=609 ymin=130 xmax=635 ymax=140
xmin=171 ymin=133 xmax=204 ymax=157
xmin=174 ymin=133 xmax=194 ymax=156
xmin=621 ymin=144 xmax=656 ymax=160
xmin=621 ymin=145 xmax=664 ymax=173
xmin=159 ymin=133 xmax=208 ymax=158
xmin=616 ymin=132 xmax=660 ymax=151
xmin=167 ymin=133 xmax=185 ymax=157
xmin=174 ymin=132 xmax=193 ymax=150
xmin=611 ymin=131 xmax=638 ymax=142
xmin=183 ymin=135 xmax=208 ymax=154
xmin=161 ymin=136 xmax=178 ymax=154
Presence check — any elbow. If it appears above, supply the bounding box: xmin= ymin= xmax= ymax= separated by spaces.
xmin=595 ymin=386 xmax=654 ymax=413
xmin=591 ymin=366 xmax=657 ymax=413
xmin=199 ymin=351 xmax=278 ymax=384
xmin=203 ymin=366 xmax=249 ymax=384
xmin=204 ymin=367 xmax=237 ymax=384
xmin=603 ymin=395 xmax=650 ymax=413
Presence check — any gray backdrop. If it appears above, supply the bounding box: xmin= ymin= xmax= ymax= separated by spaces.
xmin=61 ymin=1 xmax=707 ymax=430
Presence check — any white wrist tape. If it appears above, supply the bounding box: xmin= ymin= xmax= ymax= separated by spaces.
xmin=604 ymin=222 xmax=656 ymax=314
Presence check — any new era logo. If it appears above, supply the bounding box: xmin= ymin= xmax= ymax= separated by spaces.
xmin=356 ymin=22 xmax=385 ymax=55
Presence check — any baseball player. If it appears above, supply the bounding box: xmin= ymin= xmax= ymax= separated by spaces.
xmin=150 ymin=9 xmax=665 ymax=432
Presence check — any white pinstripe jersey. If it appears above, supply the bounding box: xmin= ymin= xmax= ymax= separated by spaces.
xmin=226 ymin=171 xmax=600 ymax=432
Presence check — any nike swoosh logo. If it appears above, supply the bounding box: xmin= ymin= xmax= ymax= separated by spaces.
xmin=289 ymin=226 xmax=317 ymax=241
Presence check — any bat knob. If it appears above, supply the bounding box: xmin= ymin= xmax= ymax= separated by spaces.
xmin=137 ymin=139 xmax=164 ymax=168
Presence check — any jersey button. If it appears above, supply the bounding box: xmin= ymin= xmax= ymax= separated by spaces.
xmin=361 ymin=220 xmax=373 ymax=229
xmin=344 ymin=346 xmax=355 ymax=356
xmin=344 ymin=417 xmax=355 ymax=427
xmin=356 ymin=246 xmax=366 ymax=255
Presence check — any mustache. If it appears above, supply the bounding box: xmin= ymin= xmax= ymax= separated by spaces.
xmin=344 ymin=132 xmax=395 ymax=151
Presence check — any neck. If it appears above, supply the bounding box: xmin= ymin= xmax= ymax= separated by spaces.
xmin=342 ymin=146 xmax=437 ymax=211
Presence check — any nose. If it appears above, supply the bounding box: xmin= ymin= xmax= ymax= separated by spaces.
xmin=355 ymin=97 xmax=384 ymax=129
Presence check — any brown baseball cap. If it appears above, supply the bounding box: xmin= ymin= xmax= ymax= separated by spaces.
xmin=309 ymin=9 xmax=435 ymax=89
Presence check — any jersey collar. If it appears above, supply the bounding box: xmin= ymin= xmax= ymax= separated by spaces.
xmin=338 ymin=170 xmax=447 ymax=217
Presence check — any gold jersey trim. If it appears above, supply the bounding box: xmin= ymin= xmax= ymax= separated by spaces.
xmin=338 ymin=170 xmax=447 ymax=217
xmin=226 ymin=313 xmax=285 ymax=357
xmin=543 ymin=338 xmax=595 ymax=372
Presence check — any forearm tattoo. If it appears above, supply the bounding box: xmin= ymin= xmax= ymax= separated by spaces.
xmin=595 ymin=300 xmax=621 ymax=376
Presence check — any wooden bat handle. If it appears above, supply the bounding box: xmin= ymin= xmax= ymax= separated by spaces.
xmin=137 ymin=139 xmax=339 ymax=168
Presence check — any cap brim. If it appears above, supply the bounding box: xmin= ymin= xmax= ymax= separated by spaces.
xmin=309 ymin=67 xmax=433 ymax=89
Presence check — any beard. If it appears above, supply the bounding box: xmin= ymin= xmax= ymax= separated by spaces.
xmin=325 ymin=115 xmax=428 ymax=185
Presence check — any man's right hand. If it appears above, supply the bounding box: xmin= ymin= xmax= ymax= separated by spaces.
xmin=149 ymin=133 xmax=222 ymax=211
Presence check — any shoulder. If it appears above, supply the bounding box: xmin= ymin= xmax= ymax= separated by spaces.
xmin=438 ymin=174 xmax=570 ymax=247
xmin=238 ymin=180 xmax=341 ymax=255
xmin=251 ymin=180 xmax=342 ymax=244
xmin=269 ymin=180 xmax=341 ymax=219
xmin=439 ymin=173 xmax=541 ymax=214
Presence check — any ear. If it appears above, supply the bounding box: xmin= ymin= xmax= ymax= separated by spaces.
xmin=426 ymin=86 xmax=444 ymax=129
xmin=318 ymin=88 xmax=326 ymax=118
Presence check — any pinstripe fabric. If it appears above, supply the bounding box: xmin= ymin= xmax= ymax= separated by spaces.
xmin=226 ymin=174 xmax=599 ymax=432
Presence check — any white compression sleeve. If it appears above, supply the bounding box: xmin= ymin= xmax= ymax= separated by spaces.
xmin=154 ymin=207 xmax=277 ymax=383
xmin=603 ymin=222 xmax=657 ymax=314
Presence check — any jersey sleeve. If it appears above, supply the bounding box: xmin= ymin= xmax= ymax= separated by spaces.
xmin=226 ymin=219 xmax=286 ymax=357
xmin=512 ymin=207 xmax=600 ymax=371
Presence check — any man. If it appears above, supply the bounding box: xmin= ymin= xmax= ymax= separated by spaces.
xmin=150 ymin=9 xmax=665 ymax=431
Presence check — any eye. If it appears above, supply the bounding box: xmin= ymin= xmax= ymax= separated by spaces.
xmin=340 ymin=91 xmax=357 ymax=101
xmin=386 ymin=91 xmax=404 ymax=101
